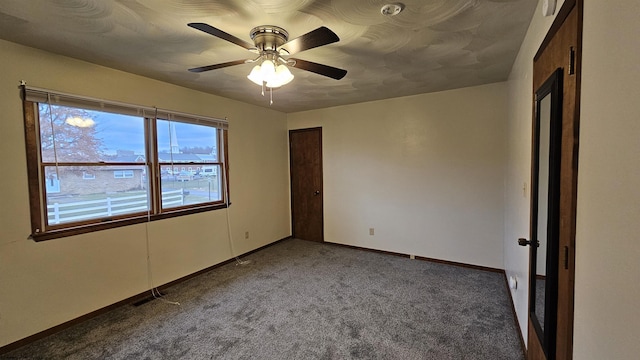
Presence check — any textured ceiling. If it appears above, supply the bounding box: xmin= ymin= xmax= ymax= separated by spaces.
xmin=0 ymin=0 xmax=537 ymax=113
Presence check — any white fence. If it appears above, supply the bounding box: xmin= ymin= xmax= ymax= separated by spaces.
xmin=47 ymin=189 xmax=184 ymax=225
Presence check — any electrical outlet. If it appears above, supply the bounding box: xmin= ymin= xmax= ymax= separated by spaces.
xmin=509 ymin=275 xmax=518 ymax=290
xmin=245 ymin=231 xmax=249 ymax=239
xmin=410 ymin=255 xmax=415 ymax=260
xmin=369 ymin=228 xmax=374 ymax=236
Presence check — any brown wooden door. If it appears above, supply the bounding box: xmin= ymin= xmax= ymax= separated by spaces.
xmin=524 ymin=1 xmax=582 ymax=359
xmin=289 ymin=127 xmax=323 ymax=242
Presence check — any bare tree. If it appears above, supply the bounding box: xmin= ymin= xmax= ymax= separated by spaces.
xmin=39 ymin=104 xmax=104 ymax=163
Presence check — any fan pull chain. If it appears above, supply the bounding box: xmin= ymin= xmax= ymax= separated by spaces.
xmin=270 ymin=87 xmax=273 ymax=105
xmin=261 ymin=81 xmax=265 ymax=97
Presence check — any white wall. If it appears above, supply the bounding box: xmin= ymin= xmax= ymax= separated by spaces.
xmin=504 ymin=0 xmax=565 ymax=343
xmin=5 ymin=0 xmax=638 ymax=355
xmin=506 ymin=0 xmax=640 ymax=358
xmin=0 ymin=39 xmax=290 ymax=347
xmin=288 ymin=83 xmax=508 ymax=269
xmin=574 ymin=0 xmax=640 ymax=358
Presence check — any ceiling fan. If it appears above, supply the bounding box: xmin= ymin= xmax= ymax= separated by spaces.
xmin=187 ymin=23 xmax=347 ymax=92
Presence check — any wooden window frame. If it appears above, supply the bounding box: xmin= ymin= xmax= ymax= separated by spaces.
xmin=22 ymin=97 xmax=230 ymax=242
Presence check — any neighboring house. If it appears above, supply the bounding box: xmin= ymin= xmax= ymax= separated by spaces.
xmin=158 ymin=152 xmax=218 ymax=175
xmin=199 ymin=165 xmax=218 ymax=177
xmin=49 ymin=153 xmax=146 ymax=196
xmin=53 ymin=166 xmax=146 ymax=196
xmin=111 ymin=153 xmax=145 ymax=163
xmin=196 ymin=154 xmax=219 ymax=176
xmin=50 ymin=150 xmax=220 ymax=196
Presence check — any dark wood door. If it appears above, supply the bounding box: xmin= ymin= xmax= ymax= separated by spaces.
xmin=524 ymin=1 xmax=582 ymax=359
xmin=289 ymin=127 xmax=323 ymax=242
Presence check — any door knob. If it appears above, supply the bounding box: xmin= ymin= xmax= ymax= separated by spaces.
xmin=518 ymin=238 xmax=539 ymax=247
xmin=314 ymin=190 xmax=320 ymax=196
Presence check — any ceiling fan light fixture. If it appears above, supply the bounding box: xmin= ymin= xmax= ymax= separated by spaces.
xmin=268 ymin=64 xmax=294 ymax=88
xmin=247 ymin=65 xmax=263 ymax=85
xmin=188 ymin=23 xmax=345 ymax=104
xmin=259 ymin=59 xmax=276 ymax=79
xmin=247 ymin=58 xmax=294 ymax=88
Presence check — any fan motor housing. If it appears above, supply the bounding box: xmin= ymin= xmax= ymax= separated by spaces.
xmin=250 ymin=25 xmax=289 ymax=51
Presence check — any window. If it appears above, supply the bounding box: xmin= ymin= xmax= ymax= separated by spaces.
xmin=113 ymin=170 xmax=134 ymax=179
xmin=22 ymin=86 xmax=229 ymax=241
xmin=156 ymin=120 xmax=223 ymax=209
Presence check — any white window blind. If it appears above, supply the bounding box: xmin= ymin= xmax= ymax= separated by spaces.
xmin=23 ymin=85 xmax=228 ymax=129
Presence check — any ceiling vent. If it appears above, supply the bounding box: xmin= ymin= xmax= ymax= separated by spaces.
xmin=381 ymin=3 xmax=405 ymax=17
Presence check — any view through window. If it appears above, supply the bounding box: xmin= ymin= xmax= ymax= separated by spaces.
xmin=23 ymin=88 xmax=228 ymax=240
xmin=40 ymin=104 xmax=148 ymax=225
xmin=156 ymin=120 xmax=222 ymax=210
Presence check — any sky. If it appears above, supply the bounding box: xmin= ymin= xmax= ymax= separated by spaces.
xmin=92 ymin=112 xmax=217 ymax=155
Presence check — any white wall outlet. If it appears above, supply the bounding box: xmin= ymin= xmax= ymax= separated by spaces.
xmin=369 ymin=228 xmax=374 ymax=236
xmin=410 ymin=255 xmax=415 ymax=260
xmin=522 ymin=181 xmax=528 ymax=198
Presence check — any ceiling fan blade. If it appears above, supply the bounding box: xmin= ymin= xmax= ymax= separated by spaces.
xmin=281 ymin=27 xmax=339 ymax=55
xmin=290 ymin=58 xmax=347 ymax=80
xmin=188 ymin=23 xmax=254 ymax=50
xmin=188 ymin=59 xmax=247 ymax=73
